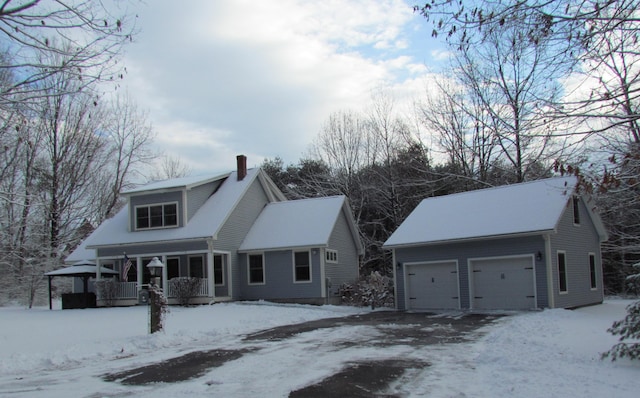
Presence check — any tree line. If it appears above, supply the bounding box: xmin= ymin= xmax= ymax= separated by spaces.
xmin=263 ymin=0 xmax=640 ymax=295
xmin=0 ymin=1 xmax=165 ymax=307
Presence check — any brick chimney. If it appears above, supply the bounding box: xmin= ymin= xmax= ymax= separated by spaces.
xmin=237 ymin=154 xmax=247 ymax=181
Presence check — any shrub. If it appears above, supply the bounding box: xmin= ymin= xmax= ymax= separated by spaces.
xmin=169 ymin=277 xmax=202 ymax=306
xmin=339 ymin=271 xmax=394 ymax=309
xmin=94 ymin=278 xmax=117 ymax=307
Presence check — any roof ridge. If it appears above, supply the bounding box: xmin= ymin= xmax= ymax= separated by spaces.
xmin=427 ymin=176 xmax=575 ymax=200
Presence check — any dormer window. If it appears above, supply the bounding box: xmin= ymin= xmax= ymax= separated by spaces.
xmin=136 ymin=202 xmax=178 ymax=230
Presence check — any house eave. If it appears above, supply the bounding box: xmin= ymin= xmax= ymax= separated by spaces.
xmin=86 ymin=236 xmax=213 ymax=250
xmin=383 ymin=229 xmax=555 ymax=250
xmin=238 ymin=243 xmax=329 ymax=253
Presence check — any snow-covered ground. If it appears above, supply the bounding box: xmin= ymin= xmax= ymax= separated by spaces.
xmin=0 ymin=299 xmax=638 ymax=397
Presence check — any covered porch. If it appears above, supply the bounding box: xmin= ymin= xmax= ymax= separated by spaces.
xmin=90 ymin=250 xmax=232 ymax=306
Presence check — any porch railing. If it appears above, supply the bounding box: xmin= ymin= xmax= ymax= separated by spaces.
xmin=166 ymin=278 xmax=209 ymax=298
xmin=116 ymin=282 xmax=138 ymax=299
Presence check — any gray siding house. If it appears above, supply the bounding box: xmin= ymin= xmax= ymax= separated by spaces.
xmin=383 ymin=177 xmax=608 ymax=311
xmin=67 ymin=156 xmax=363 ymax=306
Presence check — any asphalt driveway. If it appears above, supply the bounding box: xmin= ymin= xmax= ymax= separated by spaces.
xmin=104 ymin=311 xmax=501 ymax=397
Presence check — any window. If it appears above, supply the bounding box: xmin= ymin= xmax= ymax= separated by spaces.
xmin=167 ymin=257 xmax=180 ymax=280
xmin=248 ymin=254 xmax=264 ymax=285
xmin=294 ymin=251 xmax=311 ymax=283
xmin=589 ymin=254 xmax=597 ymax=290
xmin=326 ymin=249 xmax=338 ymax=263
xmin=135 ymin=202 xmax=178 ymax=230
xmin=572 ymin=196 xmax=580 ymax=225
xmin=558 ymin=251 xmax=568 ymax=293
xmin=214 ymin=255 xmax=224 ymax=286
xmin=189 ymin=255 xmax=206 ymax=278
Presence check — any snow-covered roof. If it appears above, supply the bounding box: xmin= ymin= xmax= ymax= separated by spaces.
xmin=122 ymin=173 xmax=229 ymax=195
xmin=81 ymin=168 xmax=265 ymax=249
xmin=384 ymin=176 xmax=596 ymax=248
xmin=239 ymin=195 xmax=358 ymax=252
xmin=45 ymin=263 xmax=119 ymax=276
xmin=65 ymin=243 xmax=96 ymax=264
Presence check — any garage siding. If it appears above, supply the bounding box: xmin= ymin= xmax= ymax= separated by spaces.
xmin=549 ymin=198 xmax=604 ymax=308
xmin=394 ymin=235 xmax=547 ymax=310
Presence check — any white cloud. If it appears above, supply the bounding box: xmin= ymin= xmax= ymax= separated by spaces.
xmin=122 ymin=0 xmax=444 ymax=174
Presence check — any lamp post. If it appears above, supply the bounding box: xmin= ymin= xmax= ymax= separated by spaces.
xmin=146 ymin=257 xmax=165 ymax=334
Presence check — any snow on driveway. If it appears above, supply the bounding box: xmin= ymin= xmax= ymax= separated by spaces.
xmin=0 ymin=299 xmax=638 ymax=397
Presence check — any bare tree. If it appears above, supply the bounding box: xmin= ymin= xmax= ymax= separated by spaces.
xmin=0 ymin=0 xmax=137 ymax=108
xmin=416 ymin=0 xmax=640 ymax=139
xmin=146 ymin=154 xmax=192 ymax=182
xmin=418 ymin=76 xmax=497 ymax=186
xmin=93 ymin=92 xmax=155 ymax=222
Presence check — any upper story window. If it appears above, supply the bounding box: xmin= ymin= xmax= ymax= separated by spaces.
xmin=572 ymin=196 xmax=580 ymax=225
xmin=135 ymin=202 xmax=178 ymax=230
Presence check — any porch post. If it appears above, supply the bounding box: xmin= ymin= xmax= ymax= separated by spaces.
xmin=48 ymin=276 xmax=53 ymax=310
xmin=161 ymin=255 xmax=168 ymax=294
xmin=207 ymin=240 xmax=215 ymax=299
xmin=96 ymin=258 xmax=101 ymax=281
xmin=136 ymin=256 xmax=143 ymax=292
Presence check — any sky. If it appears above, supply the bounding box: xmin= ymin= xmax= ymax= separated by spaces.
xmin=118 ymin=0 xmax=446 ymax=175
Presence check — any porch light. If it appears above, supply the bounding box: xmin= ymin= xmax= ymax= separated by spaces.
xmin=536 ymin=251 xmax=543 ymax=261
xmin=147 ymin=257 xmax=164 ymax=277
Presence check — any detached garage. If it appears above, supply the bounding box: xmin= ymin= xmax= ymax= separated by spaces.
xmin=384 ymin=177 xmax=608 ymax=311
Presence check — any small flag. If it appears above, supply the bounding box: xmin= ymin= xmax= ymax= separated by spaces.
xmin=122 ymin=254 xmax=133 ymax=281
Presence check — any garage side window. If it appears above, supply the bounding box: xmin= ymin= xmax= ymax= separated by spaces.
xmin=589 ymin=253 xmax=597 ymax=290
xmin=557 ymin=251 xmax=568 ymax=293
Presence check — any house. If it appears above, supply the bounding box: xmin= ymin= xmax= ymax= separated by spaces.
xmin=383 ymin=176 xmax=608 ymax=311
xmin=66 ymin=155 xmax=363 ymax=306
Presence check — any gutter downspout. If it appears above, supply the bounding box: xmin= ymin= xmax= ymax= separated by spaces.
xmin=392 ymin=249 xmax=398 ymax=310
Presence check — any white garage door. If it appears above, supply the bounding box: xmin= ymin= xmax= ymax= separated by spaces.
xmin=406 ymin=261 xmax=459 ymax=310
xmin=470 ymin=256 xmax=536 ymax=310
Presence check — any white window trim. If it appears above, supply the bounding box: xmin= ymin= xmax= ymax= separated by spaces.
xmin=588 ymin=252 xmax=598 ymax=291
xmin=134 ymin=201 xmax=179 ymax=231
xmin=557 ymin=250 xmax=568 ymax=294
xmin=214 ymin=254 xmax=225 ymax=286
xmin=188 ymin=254 xmax=206 ymax=279
xmin=326 ymin=249 xmax=338 ymax=264
xmin=248 ymin=253 xmax=266 ymax=286
xmin=293 ymin=250 xmax=312 ymax=284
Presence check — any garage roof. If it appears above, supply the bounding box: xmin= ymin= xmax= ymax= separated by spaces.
xmin=384 ymin=176 xmax=606 ymax=248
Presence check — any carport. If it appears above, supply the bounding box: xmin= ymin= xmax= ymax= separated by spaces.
xmin=45 ymin=260 xmax=119 ymax=310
